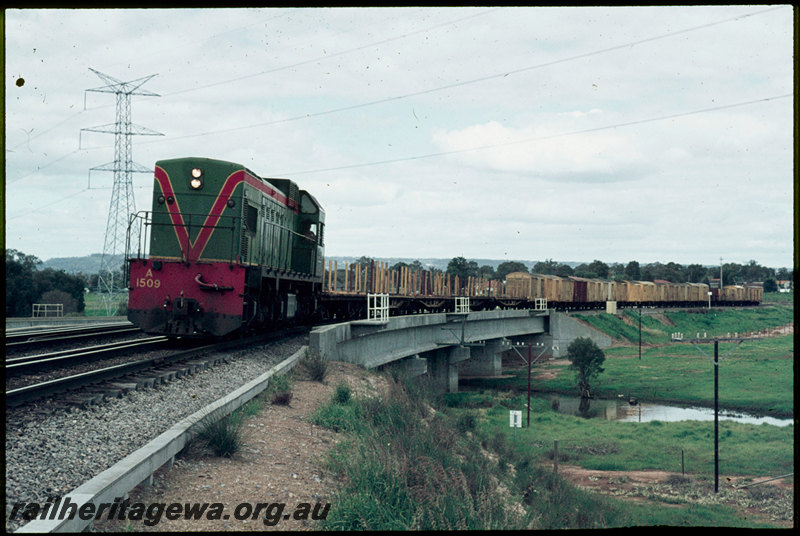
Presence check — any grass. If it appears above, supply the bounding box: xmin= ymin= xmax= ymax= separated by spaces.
xmin=437 ymin=301 xmax=794 ymax=526
xmin=502 ymin=303 xmax=795 ymax=417
xmin=193 ymin=371 xmax=294 ymax=456
xmin=472 ymin=393 xmax=794 ymax=477
xmin=761 ymin=291 xmax=794 ymax=304
xmin=573 ymin=303 xmax=793 ymax=346
xmin=311 ymin=375 xmax=525 ymax=530
xmin=266 ymin=373 xmax=294 ymax=406
xmin=442 ymin=390 xmax=792 ymax=527
xmin=310 ymin=372 xmax=784 ymax=529
xmin=83 ymin=291 xmax=129 ymax=316
xmin=525 ymin=334 xmax=794 ymax=416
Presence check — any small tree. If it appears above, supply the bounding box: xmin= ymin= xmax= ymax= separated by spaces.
xmin=566 ymin=337 xmax=605 ymax=399
xmin=39 ymin=290 xmax=78 ymax=314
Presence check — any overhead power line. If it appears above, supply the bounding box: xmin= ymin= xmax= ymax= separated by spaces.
xmin=276 ymin=93 xmax=793 ymax=177
xmin=8 ymin=6 xmax=789 ymax=179
xmin=8 ymin=7 xmax=501 ymax=180
xmin=161 ymin=7 xmax=504 ymax=98
xmin=9 ymin=91 xmax=790 ymax=220
xmin=80 ymin=4 xmax=790 ymax=150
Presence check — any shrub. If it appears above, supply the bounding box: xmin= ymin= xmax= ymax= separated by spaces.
xmin=271 ymin=390 xmax=293 ymax=405
xmin=239 ymin=398 xmax=263 ymax=416
xmin=456 ymin=413 xmax=477 ymax=433
xmin=299 ymin=349 xmax=327 ymax=382
xmin=334 ymin=382 xmax=351 ymax=404
xmin=268 ymin=373 xmax=293 ymax=406
xmin=196 ymin=413 xmax=243 ymax=457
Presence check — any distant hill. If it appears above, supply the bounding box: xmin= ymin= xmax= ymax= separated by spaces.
xmin=41 ymin=254 xmax=124 ymax=274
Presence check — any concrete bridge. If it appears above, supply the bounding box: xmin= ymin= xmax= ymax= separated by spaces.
xmin=309 ymin=309 xmax=612 ymax=392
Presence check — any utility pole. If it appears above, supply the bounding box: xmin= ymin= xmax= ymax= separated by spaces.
xmin=503 ymin=340 xmax=558 ymax=427
xmin=81 ymin=69 xmax=162 ymax=316
xmin=671 ymin=331 xmax=760 ymax=493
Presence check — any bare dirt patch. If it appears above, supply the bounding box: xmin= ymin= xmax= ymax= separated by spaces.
xmin=556 ymin=464 xmax=794 ymax=528
xmin=94 ymin=361 xmax=381 ymax=532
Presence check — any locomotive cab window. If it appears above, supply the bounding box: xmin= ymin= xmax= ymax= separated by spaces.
xmin=246 ymin=204 xmax=258 ymax=233
xmin=304 ymin=222 xmax=318 ymax=243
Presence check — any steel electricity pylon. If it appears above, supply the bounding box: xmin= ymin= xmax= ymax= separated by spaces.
xmin=81 ymin=68 xmax=162 ymax=315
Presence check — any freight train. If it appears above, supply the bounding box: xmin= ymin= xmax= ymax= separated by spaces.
xmin=126 ymin=157 xmax=762 ymax=337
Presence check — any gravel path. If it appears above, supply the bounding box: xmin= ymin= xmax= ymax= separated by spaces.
xmin=5 ymin=335 xmax=306 ymax=533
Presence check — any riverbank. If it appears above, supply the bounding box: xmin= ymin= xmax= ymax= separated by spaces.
xmin=477 ymin=301 xmax=794 ymax=418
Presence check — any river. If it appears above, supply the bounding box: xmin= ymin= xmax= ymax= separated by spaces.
xmin=538 ymin=393 xmax=793 ymax=427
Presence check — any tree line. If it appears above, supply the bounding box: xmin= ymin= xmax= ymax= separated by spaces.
xmin=5 ymin=249 xmax=125 ymax=317
xmin=7 ymin=249 xmax=792 ymax=317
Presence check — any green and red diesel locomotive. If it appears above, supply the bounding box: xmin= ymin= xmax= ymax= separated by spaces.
xmin=126 ymin=157 xmax=324 ymax=337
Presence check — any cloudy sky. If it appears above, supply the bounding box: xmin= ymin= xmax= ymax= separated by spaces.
xmin=4 ymin=6 xmax=794 ymax=269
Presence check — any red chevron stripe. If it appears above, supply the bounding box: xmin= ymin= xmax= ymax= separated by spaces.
xmin=153 ymin=166 xmax=298 ymax=262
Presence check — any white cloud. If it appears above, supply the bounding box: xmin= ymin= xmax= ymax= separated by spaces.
xmin=4 ymin=6 xmax=794 ymax=268
xmin=431 ymin=118 xmax=649 ymax=182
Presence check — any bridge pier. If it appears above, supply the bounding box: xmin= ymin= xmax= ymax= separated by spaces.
xmin=426 ymin=346 xmax=470 ymax=392
xmin=459 ymin=339 xmax=505 ymax=378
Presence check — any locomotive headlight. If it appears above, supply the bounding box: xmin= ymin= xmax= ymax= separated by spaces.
xmin=190 ymin=168 xmax=203 ymax=189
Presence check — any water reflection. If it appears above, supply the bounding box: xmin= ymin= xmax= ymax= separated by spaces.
xmin=540 ymin=394 xmax=793 ymax=427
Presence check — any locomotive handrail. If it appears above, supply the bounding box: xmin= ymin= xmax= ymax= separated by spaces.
xmin=126 ymin=210 xmax=241 ymax=265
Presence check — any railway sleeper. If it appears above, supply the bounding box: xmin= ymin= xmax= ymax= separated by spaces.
xmin=109 ymin=382 xmax=139 ymax=394
xmin=43 ymin=352 xmax=231 ymax=410
xmin=65 ymin=392 xmax=106 ymax=408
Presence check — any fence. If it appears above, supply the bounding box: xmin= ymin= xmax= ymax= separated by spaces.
xmin=32 ymin=304 xmax=63 ymax=317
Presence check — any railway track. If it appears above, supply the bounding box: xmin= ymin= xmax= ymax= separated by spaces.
xmin=5 ymin=329 xmax=305 ymax=408
xmin=6 ymin=336 xmax=170 ymax=376
xmin=5 ymin=322 xmax=141 ymax=353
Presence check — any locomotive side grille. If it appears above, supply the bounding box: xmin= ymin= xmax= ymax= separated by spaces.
xmin=241 ymin=201 xmax=249 ymax=261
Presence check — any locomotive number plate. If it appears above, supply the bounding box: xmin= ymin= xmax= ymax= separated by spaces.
xmin=135 ymin=269 xmax=162 ymax=289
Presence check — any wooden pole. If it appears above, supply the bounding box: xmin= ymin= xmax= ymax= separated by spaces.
xmin=553 ymin=440 xmax=559 ymax=474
